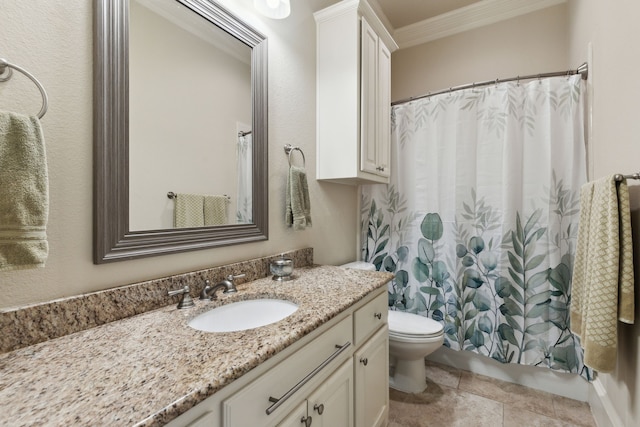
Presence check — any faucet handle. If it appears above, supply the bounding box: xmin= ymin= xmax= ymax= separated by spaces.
xmin=168 ymin=285 xmax=195 ymax=309
xmin=200 ymin=280 xmax=212 ymax=300
xmin=224 ymin=274 xmax=245 ymax=293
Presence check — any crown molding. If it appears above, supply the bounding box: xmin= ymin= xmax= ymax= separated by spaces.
xmin=366 ymin=0 xmax=395 ymax=36
xmin=314 ymin=0 xmax=398 ymax=52
xmin=393 ymin=0 xmax=566 ymax=49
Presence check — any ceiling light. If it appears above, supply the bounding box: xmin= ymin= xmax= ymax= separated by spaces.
xmin=254 ymin=0 xmax=290 ymax=19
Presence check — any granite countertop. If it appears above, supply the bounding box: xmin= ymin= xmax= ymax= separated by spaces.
xmin=0 ymin=265 xmax=393 ymax=427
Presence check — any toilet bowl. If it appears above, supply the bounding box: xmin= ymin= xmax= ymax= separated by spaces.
xmin=340 ymin=261 xmax=445 ymax=394
xmin=388 ymin=310 xmax=444 ymax=393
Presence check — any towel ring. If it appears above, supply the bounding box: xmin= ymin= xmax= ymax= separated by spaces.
xmin=284 ymin=144 xmax=306 ymax=168
xmin=0 ymin=58 xmax=48 ymax=119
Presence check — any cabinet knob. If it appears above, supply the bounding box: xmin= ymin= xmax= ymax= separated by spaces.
xmin=301 ymin=415 xmax=312 ymax=427
xmin=374 ymin=312 xmax=382 ymax=320
xmin=360 ymin=357 xmax=368 ymax=366
xmin=314 ymin=403 xmax=325 ymax=415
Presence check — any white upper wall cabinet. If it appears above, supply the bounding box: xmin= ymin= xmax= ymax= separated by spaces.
xmin=315 ymin=0 xmax=398 ymax=185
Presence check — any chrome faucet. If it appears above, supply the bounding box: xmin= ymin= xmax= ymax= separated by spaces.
xmin=200 ymin=274 xmax=246 ymax=300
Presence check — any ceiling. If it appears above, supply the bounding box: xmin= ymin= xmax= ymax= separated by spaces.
xmin=308 ymin=0 xmax=566 ymax=49
xmin=375 ymin=0 xmax=481 ymax=28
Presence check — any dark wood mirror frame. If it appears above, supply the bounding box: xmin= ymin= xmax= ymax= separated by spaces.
xmin=93 ymin=0 xmax=268 ymax=263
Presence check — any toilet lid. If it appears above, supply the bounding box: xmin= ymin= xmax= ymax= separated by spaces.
xmin=388 ymin=310 xmax=444 ymax=337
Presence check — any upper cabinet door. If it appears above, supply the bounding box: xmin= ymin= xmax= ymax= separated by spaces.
xmin=360 ymin=17 xmax=380 ymax=176
xmin=376 ymin=40 xmax=391 ymax=178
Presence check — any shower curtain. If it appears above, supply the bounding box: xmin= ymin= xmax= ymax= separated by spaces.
xmin=236 ymin=133 xmax=252 ymax=223
xmin=361 ymin=75 xmax=591 ymax=377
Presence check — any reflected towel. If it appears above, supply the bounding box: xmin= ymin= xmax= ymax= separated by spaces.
xmin=204 ymin=195 xmax=228 ymax=226
xmin=571 ymin=175 xmax=635 ymax=372
xmin=0 ymin=112 xmax=49 ymax=271
xmin=285 ymin=165 xmax=311 ymax=230
xmin=174 ymin=193 xmax=204 ymax=228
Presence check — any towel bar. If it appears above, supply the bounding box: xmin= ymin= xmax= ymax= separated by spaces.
xmin=614 ymin=172 xmax=640 ymax=182
xmin=167 ymin=192 xmax=230 ymax=200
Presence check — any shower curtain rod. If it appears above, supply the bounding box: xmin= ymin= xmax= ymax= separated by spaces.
xmin=391 ymin=63 xmax=588 ymax=106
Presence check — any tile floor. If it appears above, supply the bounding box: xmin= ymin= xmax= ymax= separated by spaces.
xmin=388 ymin=361 xmax=597 ymax=427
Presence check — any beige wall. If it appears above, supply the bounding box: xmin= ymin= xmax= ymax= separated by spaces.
xmin=0 ymin=0 xmax=358 ymax=310
xmin=569 ymin=1 xmax=640 ymax=425
xmin=391 ymin=5 xmax=569 ymax=103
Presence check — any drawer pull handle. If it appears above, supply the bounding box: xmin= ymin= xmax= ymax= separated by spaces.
xmin=301 ymin=415 xmax=312 ymax=426
xmin=374 ymin=312 xmax=382 ymax=320
xmin=360 ymin=357 xmax=368 ymax=366
xmin=314 ymin=403 xmax=324 ymax=415
xmin=266 ymin=341 xmax=351 ymax=415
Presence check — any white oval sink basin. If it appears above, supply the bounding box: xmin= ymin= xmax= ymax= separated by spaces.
xmin=188 ymin=299 xmax=298 ymax=333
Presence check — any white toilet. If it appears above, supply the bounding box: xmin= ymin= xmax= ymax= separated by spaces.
xmin=387 ymin=310 xmax=444 ymax=393
xmin=341 ymin=261 xmax=445 ymax=393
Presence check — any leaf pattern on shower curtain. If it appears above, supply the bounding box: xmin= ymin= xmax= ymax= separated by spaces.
xmin=362 ymin=75 xmax=591 ymax=378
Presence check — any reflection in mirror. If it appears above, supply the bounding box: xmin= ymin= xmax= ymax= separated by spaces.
xmin=94 ymin=0 xmax=268 ymax=263
xmin=129 ymin=0 xmax=252 ymax=230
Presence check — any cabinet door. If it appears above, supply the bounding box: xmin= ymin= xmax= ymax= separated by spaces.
xmin=354 ymin=327 xmax=389 ymax=427
xmin=278 ymin=360 xmax=353 ymax=427
xmin=376 ymin=40 xmax=391 ymax=178
xmin=278 ymin=401 xmax=310 ymax=427
xmin=360 ymin=16 xmax=379 ymax=176
xmin=308 ymin=360 xmax=354 ymax=427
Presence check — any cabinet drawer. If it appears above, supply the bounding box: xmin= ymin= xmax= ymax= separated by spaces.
xmin=223 ymin=315 xmax=353 ymax=427
xmin=354 ymin=289 xmax=387 ymax=346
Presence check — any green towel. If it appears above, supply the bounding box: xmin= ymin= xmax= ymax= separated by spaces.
xmin=174 ymin=193 xmax=204 ymax=228
xmin=204 ymin=195 xmax=229 ymax=226
xmin=571 ymin=175 xmax=635 ymax=372
xmin=0 ymin=112 xmax=49 ymax=271
xmin=285 ymin=166 xmax=311 ymax=230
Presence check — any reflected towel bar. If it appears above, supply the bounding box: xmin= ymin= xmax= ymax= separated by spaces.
xmin=167 ymin=192 xmax=230 ymax=200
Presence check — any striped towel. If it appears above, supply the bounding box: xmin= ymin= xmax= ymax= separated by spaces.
xmin=204 ymin=195 xmax=229 ymax=226
xmin=174 ymin=193 xmax=204 ymax=228
xmin=0 ymin=112 xmax=49 ymax=271
xmin=571 ymin=175 xmax=635 ymax=372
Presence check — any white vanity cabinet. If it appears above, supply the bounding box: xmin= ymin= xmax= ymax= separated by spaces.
xmin=315 ymin=0 xmax=398 ymax=185
xmin=355 ymin=328 xmax=388 ymax=427
xmin=353 ymin=290 xmax=389 ymax=427
xmin=278 ymin=360 xmax=353 ymax=427
xmin=222 ymin=316 xmax=353 ymax=426
xmin=167 ymin=286 xmax=389 ymax=427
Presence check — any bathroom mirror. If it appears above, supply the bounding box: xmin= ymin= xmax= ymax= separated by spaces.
xmin=94 ymin=0 xmax=268 ymax=263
